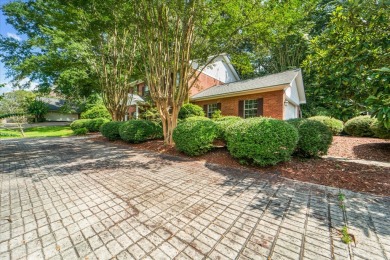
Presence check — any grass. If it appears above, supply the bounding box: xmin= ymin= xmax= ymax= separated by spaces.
xmin=0 ymin=126 xmax=73 ymax=139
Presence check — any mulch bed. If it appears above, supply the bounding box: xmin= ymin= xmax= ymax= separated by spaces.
xmin=90 ymin=136 xmax=390 ymax=197
xmin=328 ymin=136 xmax=390 ymax=162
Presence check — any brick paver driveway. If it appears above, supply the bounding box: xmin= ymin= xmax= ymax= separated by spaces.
xmin=1 ymin=138 xmax=389 ymax=260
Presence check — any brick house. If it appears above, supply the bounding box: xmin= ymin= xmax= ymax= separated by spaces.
xmin=128 ymin=54 xmax=306 ymax=120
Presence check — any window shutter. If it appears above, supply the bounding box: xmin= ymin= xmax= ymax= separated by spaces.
xmin=217 ymin=103 xmax=221 ymax=110
xmin=141 ymin=86 xmax=146 ymax=96
xmin=238 ymin=100 xmax=244 ymax=118
xmin=203 ymin=105 xmax=208 ymax=115
xmin=257 ymin=98 xmax=264 ymax=116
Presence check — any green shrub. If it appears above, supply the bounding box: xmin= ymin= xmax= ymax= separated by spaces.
xmin=370 ymin=119 xmax=390 ymax=139
xmin=85 ymin=118 xmax=110 ymax=132
xmin=214 ymin=116 xmax=242 ymax=140
xmin=287 ymin=118 xmax=333 ymax=157
xmin=344 ymin=115 xmax=375 ymax=137
xmin=81 ymin=104 xmax=111 ymax=120
xmin=183 ymin=116 xmax=210 ymax=122
xmin=308 ymin=116 xmax=344 ymax=135
xmin=226 ymin=117 xmax=298 ymax=166
xmin=211 ymin=110 xmax=222 ymax=119
xmin=73 ymin=127 xmax=88 ymax=135
xmin=173 ymin=120 xmax=218 ymax=156
xmin=70 ymin=119 xmax=91 ymax=131
xmin=150 ymin=121 xmax=163 ymax=139
xmin=100 ymin=121 xmax=124 ymax=141
xmin=119 ymin=120 xmax=159 ymax=143
xmin=178 ymin=103 xmax=205 ymax=119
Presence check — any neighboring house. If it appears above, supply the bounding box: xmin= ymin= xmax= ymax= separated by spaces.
xmin=39 ymin=97 xmax=80 ymax=122
xmin=129 ymin=54 xmax=306 ymax=120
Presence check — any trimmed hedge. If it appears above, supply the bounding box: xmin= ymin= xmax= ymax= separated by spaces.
xmin=73 ymin=127 xmax=88 ymax=135
xmin=287 ymin=118 xmax=333 ymax=157
xmin=173 ymin=119 xmax=218 ymax=156
xmin=344 ymin=115 xmax=375 ymax=137
xmin=70 ymin=119 xmax=91 ymax=131
xmin=119 ymin=120 xmax=161 ymax=143
xmin=100 ymin=121 xmax=124 ymax=141
xmin=70 ymin=118 xmax=110 ymax=132
xmin=308 ymin=116 xmax=344 ymax=135
xmin=214 ymin=116 xmax=242 ymax=140
xmin=178 ymin=103 xmax=205 ymax=120
xmin=370 ymin=119 xmax=390 ymax=139
xmin=226 ymin=117 xmax=298 ymax=166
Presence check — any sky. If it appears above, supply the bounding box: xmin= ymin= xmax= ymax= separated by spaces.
xmin=0 ymin=0 xmax=29 ymax=94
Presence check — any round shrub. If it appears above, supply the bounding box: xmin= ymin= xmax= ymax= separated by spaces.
xmin=287 ymin=118 xmax=333 ymax=157
xmin=370 ymin=119 xmax=390 ymax=139
xmin=226 ymin=117 xmax=298 ymax=166
xmin=85 ymin=118 xmax=110 ymax=132
xmin=81 ymin=104 xmax=111 ymax=120
xmin=150 ymin=121 xmax=163 ymax=139
xmin=119 ymin=120 xmax=157 ymax=143
xmin=308 ymin=116 xmax=344 ymax=135
xmin=100 ymin=121 xmax=124 ymax=141
xmin=173 ymin=120 xmax=218 ymax=156
xmin=178 ymin=103 xmax=205 ymax=119
xmin=214 ymin=116 xmax=242 ymax=140
xmin=344 ymin=115 xmax=375 ymax=137
xmin=73 ymin=127 xmax=88 ymax=135
xmin=70 ymin=119 xmax=91 ymax=131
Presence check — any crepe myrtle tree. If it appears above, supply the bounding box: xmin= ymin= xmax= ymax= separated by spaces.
xmin=137 ymin=0 xmax=258 ymax=144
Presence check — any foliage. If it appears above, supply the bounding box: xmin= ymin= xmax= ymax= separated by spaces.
xmin=211 ymin=110 xmax=222 ymax=119
xmin=308 ymin=116 xmax=344 ymax=135
xmin=214 ymin=116 xmax=242 ymax=140
xmin=226 ymin=117 xmax=298 ymax=166
xmin=178 ymin=103 xmax=205 ymax=120
xmin=0 ymin=90 xmax=35 ymax=136
xmin=287 ymin=118 xmax=333 ymax=157
xmin=100 ymin=121 xmax=124 ymax=141
xmin=73 ymin=127 xmax=88 ymax=136
xmin=85 ymin=118 xmax=110 ymax=132
xmin=173 ymin=120 xmax=218 ymax=156
xmin=370 ymin=119 xmax=390 ymax=139
xmin=0 ymin=0 xmax=140 ymax=120
xmin=344 ymin=115 xmax=375 ymax=137
xmin=140 ymin=106 xmax=160 ymax=121
xmin=183 ymin=116 xmax=209 ymax=122
xmin=70 ymin=119 xmax=91 ymax=131
xmin=366 ymin=67 xmax=390 ymax=129
xmin=27 ymin=100 xmax=49 ymax=122
xmin=81 ymin=104 xmax=111 ymax=120
xmin=119 ymin=120 xmax=160 ymax=143
xmin=303 ymin=1 xmax=390 ymax=120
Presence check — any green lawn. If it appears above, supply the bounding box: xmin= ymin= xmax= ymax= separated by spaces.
xmin=0 ymin=126 xmax=74 ymax=139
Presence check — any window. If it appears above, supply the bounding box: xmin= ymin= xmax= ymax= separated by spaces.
xmin=207 ymin=103 xmax=218 ymax=118
xmin=244 ymin=100 xmax=258 ymax=118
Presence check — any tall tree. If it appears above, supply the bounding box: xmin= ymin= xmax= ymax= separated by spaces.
xmin=0 ymin=0 xmax=140 ymax=121
xmin=302 ymin=0 xmax=390 ymax=120
xmin=137 ymin=0 xmax=260 ymax=144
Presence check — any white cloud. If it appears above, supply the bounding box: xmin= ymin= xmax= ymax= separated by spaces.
xmin=7 ymin=32 xmax=21 ymax=41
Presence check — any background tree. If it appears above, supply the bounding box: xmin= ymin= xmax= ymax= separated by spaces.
xmin=302 ymin=1 xmax=389 ymax=120
xmin=27 ymin=100 xmax=49 ymax=122
xmin=0 ymin=0 xmax=140 ymax=121
xmin=0 ymin=90 xmax=35 ymax=136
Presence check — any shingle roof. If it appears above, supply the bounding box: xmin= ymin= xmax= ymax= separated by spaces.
xmin=191 ymin=69 xmax=301 ymax=100
xmin=38 ymin=97 xmax=80 ymax=112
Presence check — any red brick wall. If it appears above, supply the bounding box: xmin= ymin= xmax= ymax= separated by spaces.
xmin=192 ymin=90 xmax=284 ymax=119
xmin=189 ymin=72 xmax=223 ymax=97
